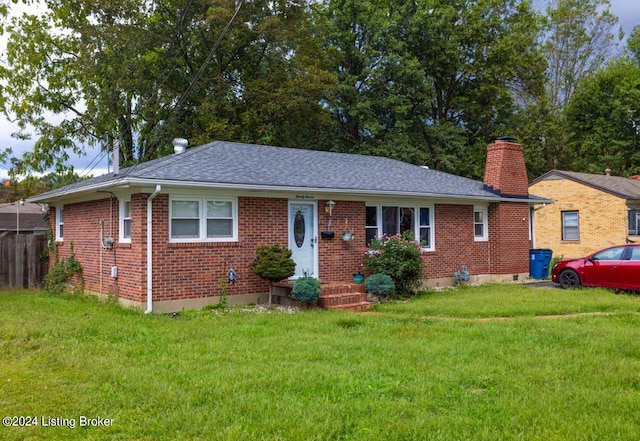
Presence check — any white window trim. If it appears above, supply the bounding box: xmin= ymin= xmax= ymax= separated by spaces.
xmin=169 ymin=196 xmax=238 ymax=243
xmin=55 ymin=206 xmax=64 ymax=241
xmin=365 ymin=203 xmax=435 ymax=252
xmin=119 ymin=199 xmax=132 ymax=243
xmin=474 ymin=205 xmax=488 ymax=242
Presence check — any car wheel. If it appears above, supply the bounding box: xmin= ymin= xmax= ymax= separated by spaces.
xmin=559 ymin=269 xmax=580 ymax=289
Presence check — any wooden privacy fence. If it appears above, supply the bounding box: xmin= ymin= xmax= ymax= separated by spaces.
xmin=0 ymin=233 xmax=49 ymax=289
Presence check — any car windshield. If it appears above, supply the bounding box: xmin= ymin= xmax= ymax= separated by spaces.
xmin=592 ymin=247 xmax=625 ymax=261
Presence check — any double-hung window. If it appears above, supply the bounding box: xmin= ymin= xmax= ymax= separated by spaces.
xmin=365 ymin=204 xmax=434 ymax=251
xmin=56 ymin=206 xmax=64 ymax=241
xmin=206 ymin=200 xmax=233 ymax=238
xmin=170 ymin=197 xmax=237 ymax=242
xmin=474 ymin=206 xmax=488 ymax=241
xmin=562 ymin=211 xmax=579 ymax=241
xmin=120 ymin=200 xmax=131 ymax=243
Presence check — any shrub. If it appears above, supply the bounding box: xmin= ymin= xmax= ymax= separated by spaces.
xmin=363 ymin=232 xmax=425 ymax=297
xmin=364 ymin=273 xmax=395 ymax=300
xmin=550 ymin=254 xmax=564 ymax=269
xmin=250 ymin=244 xmax=296 ymax=305
xmin=250 ymin=245 xmax=296 ymax=282
xmin=43 ymin=243 xmax=83 ymax=296
xmin=292 ymin=277 xmax=321 ymax=304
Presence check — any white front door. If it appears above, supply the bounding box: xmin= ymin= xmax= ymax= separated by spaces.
xmin=289 ymin=202 xmax=317 ymax=279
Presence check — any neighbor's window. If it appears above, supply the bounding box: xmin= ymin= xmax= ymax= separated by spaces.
xmin=120 ymin=199 xmax=131 ymax=242
xmin=365 ymin=204 xmax=434 ymax=251
xmin=474 ymin=206 xmax=488 ymax=242
xmin=56 ymin=206 xmax=64 ymax=241
xmin=170 ymin=197 xmax=237 ymax=242
xmin=562 ymin=211 xmax=579 ymax=241
xmin=628 ymin=209 xmax=640 ymax=236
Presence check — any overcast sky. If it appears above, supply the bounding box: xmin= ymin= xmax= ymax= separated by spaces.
xmin=1 ymin=0 xmax=639 ymax=181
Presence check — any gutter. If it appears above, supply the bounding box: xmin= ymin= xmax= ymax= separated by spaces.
xmin=145 ymin=185 xmax=161 ymax=314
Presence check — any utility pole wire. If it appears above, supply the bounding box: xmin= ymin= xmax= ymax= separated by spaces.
xmin=172 ymin=0 xmax=244 ymax=111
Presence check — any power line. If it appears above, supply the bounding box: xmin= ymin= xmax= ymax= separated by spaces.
xmin=79 ymin=148 xmax=108 ymax=177
xmin=111 ymin=0 xmax=244 ymax=184
xmin=173 ymin=0 xmax=244 ymax=111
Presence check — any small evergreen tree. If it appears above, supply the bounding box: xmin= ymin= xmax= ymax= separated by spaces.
xmin=364 ymin=273 xmax=395 ymax=301
xmin=292 ymin=277 xmax=321 ymax=304
xmin=250 ymin=245 xmax=296 ymax=306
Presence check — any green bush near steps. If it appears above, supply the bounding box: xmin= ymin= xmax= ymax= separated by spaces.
xmin=363 ymin=232 xmax=425 ymax=297
xmin=365 ymin=273 xmax=395 ymax=301
xmin=292 ymin=277 xmax=322 ymax=304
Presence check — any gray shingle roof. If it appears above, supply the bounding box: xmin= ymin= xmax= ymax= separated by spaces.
xmin=30 ymin=141 xmax=545 ymax=203
xmin=532 ymin=170 xmax=640 ymax=200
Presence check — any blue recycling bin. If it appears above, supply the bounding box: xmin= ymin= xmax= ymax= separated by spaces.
xmin=529 ymin=249 xmax=553 ymax=280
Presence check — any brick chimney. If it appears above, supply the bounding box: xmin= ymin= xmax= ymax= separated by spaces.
xmin=483 ymin=137 xmax=529 ymax=197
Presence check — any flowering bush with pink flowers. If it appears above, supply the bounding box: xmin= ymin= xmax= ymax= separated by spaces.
xmin=363 ymin=232 xmax=425 ymax=297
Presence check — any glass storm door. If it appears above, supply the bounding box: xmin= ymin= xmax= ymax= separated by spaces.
xmin=289 ymin=202 xmax=317 ymax=279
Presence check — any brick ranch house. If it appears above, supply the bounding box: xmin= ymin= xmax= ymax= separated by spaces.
xmin=28 ymin=138 xmax=548 ymax=312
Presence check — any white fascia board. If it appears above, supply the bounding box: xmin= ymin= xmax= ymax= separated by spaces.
xmin=26 ymin=182 xmax=131 ymax=204
xmin=125 ymin=178 xmax=542 ymax=203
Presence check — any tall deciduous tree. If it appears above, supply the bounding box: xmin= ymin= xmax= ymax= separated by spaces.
xmin=318 ymin=0 xmax=545 ymax=177
xmin=545 ymin=0 xmax=622 ymax=110
xmin=0 ymin=0 xmax=335 ymax=177
xmin=564 ymin=59 xmax=640 ymax=176
xmin=627 ymin=24 xmax=640 ymax=63
xmin=515 ymin=0 xmax=622 ymax=178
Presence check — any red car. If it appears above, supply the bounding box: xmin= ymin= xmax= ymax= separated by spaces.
xmin=552 ymin=244 xmax=640 ymax=290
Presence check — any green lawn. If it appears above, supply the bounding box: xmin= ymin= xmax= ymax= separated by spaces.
xmin=2 ymin=284 xmax=640 ymax=440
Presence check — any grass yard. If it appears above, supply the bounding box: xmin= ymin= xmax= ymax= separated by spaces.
xmin=1 ymin=284 xmax=640 ymax=440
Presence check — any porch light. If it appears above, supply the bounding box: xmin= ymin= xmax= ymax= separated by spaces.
xmin=325 ymin=200 xmax=336 ymax=215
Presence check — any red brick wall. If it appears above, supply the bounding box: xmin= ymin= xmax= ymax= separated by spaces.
xmin=481 ymin=139 xmax=532 ymax=274
xmin=483 ymin=140 xmax=529 ymax=197
xmin=422 ymin=204 xmax=489 ymax=279
xmin=487 ymin=202 xmax=532 ymax=274
xmin=51 ymin=194 xmax=531 ymax=304
xmin=413 ymin=203 xmax=530 ymax=280
xmin=147 ymin=195 xmax=285 ymax=302
xmin=317 ymin=200 xmax=366 ymax=281
xmin=48 ymin=197 xmax=145 ymax=302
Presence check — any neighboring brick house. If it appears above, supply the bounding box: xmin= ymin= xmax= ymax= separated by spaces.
xmin=28 ymin=138 xmax=546 ymax=312
xmin=529 ymin=169 xmax=640 ymax=259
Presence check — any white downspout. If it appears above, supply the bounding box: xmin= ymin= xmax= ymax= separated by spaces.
xmin=99 ymin=220 xmax=104 ymax=297
xmin=145 ymin=185 xmax=161 ymax=314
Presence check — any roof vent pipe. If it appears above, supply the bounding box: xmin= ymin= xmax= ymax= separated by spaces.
xmin=172 ymin=138 xmax=188 ymax=154
xmin=605 ymin=168 xmax=611 ymax=176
